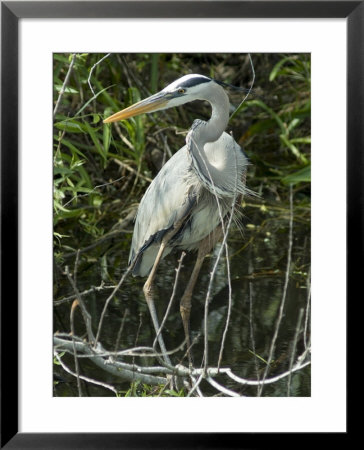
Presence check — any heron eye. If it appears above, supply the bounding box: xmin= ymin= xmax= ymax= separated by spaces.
xmin=178 ymin=88 xmax=185 ymax=94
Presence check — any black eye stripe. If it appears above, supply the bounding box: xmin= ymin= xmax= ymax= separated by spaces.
xmin=179 ymin=76 xmax=211 ymax=89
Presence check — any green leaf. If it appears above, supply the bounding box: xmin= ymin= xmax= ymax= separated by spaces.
xmin=279 ymin=134 xmax=308 ymax=164
xmin=252 ymin=99 xmax=286 ymax=134
xmin=82 ymin=122 xmax=106 ymax=165
xmin=54 ymin=167 xmax=74 ymax=176
xmin=269 ymin=56 xmax=301 ymax=81
xmin=269 ymin=56 xmax=293 ymax=81
xmin=74 ymin=84 xmax=116 ymax=117
xmin=103 ymin=122 xmax=111 ymax=154
xmin=287 ymin=118 xmax=301 ymax=133
xmin=54 ymin=85 xmax=79 ymax=94
xmin=92 ymin=114 xmax=100 ymax=124
xmin=59 ymin=138 xmax=88 ymax=159
xmin=282 ymin=165 xmax=311 ymax=185
xmin=289 ymin=137 xmax=311 ymax=145
xmin=54 ymin=120 xmax=86 ymax=134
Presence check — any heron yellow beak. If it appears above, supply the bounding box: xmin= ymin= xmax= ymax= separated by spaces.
xmin=103 ymin=92 xmax=169 ymax=123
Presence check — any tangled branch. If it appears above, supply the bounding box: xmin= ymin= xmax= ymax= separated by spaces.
xmin=54 ymin=334 xmax=310 ymax=395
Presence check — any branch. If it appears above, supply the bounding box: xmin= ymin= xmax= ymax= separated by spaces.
xmin=153 ymin=252 xmax=186 ymax=352
xmin=94 ymin=265 xmax=132 ymax=346
xmin=65 ymin=266 xmax=95 ymax=343
xmin=88 ymin=53 xmax=111 ymax=97
xmin=258 ymin=184 xmax=294 ymax=396
xmin=54 ymin=53 xmax=76 ymax=117
xmin=54 ymin=336 xmax=168 ymax=386
xmin=54 ymin=335 xmax=310 ymax=395
xmin=54 ymin=350 xmax=118 ymax=396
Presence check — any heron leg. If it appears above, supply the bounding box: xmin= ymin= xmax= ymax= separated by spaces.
xmin=143 ymin=240 xmax=172 ymax=366
xmin=142 ymin=216 xmax=192 ymax=366
xmin=180 ymin=253 xmax=205 ymax=366
xmin=180 ymin=226 xmax=224 ymax=366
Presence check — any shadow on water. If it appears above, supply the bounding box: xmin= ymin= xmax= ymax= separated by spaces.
xmin=54 ymin=203 xmax=311 ymax=397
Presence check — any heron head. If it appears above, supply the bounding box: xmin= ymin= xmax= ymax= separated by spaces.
xmin=103 ymin=74 xmax=216 ymax=123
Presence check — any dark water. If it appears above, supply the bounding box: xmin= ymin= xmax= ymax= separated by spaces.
xmin=54 ymin=204 xmax=310 ymax=397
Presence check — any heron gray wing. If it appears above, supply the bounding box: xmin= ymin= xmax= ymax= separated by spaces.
xmin=128 ymin=146 xmax=197 ymax=276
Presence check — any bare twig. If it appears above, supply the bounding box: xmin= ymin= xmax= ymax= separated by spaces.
xmin=258 ymin=185 xmax=294 ymax=396
xmin=190 ymin=56 xmax=256 ymax=371
xmin=112 ymin=122 xmax=135 ymax=150
xmin=189 ymin=130 xmax=237 ymax=371
xmin=65 ymin=266 xmax=94 ymax=343
xmin=224 ymin=360 xmax=311 ymax=387
xmin=113 ymin=308 xmax=130 ymax=355
xmin=63 ymin=176 xmax=124 ymax=208
xmin=229 ymin=53 xmax=256 ymax=121
xmin=54 ymin=282 xmax=114 ymax=306
xmin=287 ymin=308 xmax=304 ymax=396
xmin=54 ymin=334 xmax=310 ymax=393
xmin=304 ymin=266 xmax=311 ymax=350
xmin=217 ymin=146 xmax=241 ymax=369
xmin=94 ymin=265 xmax=133 ymax=346
xmin=70 ymin=299 xmax=83 ymax=396
xmin=54 ymin=350 xmax=119 ymax=396
xmin=248 ymin=282 xmax=261 ymax=395
xmin=113 ymin=159 xmax=152 ymax=183
xmin=54 ymin=336 xmax=168 ymax=385
xmin=186 ymin=373 xmax=204 ymax=397
xmin=88 ymin=53 xmax=111 ymax=97
xmin=73 ymin=249 xmax=81 ymax=286
xmin=207 ymin=376 xmax=241 ymax=397
xmin=61 ymin=208 xmax=136 ymax=260
xmin=54 ymin=53 xmax=76 ymax=117
xmin=153 ymin=252 xmax=186 ymax=352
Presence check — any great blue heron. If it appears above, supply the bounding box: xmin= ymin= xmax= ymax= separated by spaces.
xmin=104 ymin=74 xmax=249 ymax=365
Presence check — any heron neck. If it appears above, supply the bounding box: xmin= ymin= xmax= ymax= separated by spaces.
xmin=187 ymin=85 xmax=232 ymax=196
xmin=202 ymin=86 xmax=230 ymax=144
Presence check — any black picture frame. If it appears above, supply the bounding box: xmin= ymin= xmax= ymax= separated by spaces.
xmin=1 ymin=1 xmax=359 ymax=448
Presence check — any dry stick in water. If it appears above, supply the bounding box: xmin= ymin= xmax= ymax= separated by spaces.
xmin=54 ymin=283 xmax=115 ymax=306
xmin=53 ymin=332 xmax=309 ymax=392
xmin=131 ymin=312 xmax=144 ymax=385
xmin=73 ymin=249 xmax=81 ymax=287
xmin=249 ymin=282 xmax=261 ymax=395
xmin=54 ymin=336 xmax=168 ymax=385
xmin=206 ymin=376 xmax=241 ymax=397
xmin=287 ymin=307 xmax=304 ymax=396
xmin=217 ymin=148 xmax=240 ymax=369
xmin=68 ymin=253 xmax=89 ymax=397
xmin=153 ymin=252 xmax=186 ymax=353
xmin=225 ymin=360 xmax=310 ymax=387
xmin=303 ymin=266 xmax=311 ymax=350
xmin=95 ymin=265 xmax=133 ymax=347
xmin=258 ymin=184 xmax=294 ymax=396
xmin=70 ymin=299 xmax=83 ymax=397
xmin=187 ymin=372 xmax=204 ymax=397
xmin=113 ymin=308 xmax=130 ymax=356
xmin=65 ymin=266 xmax=95 ymax=343
xmin=54 ymin=350 xmax=118 ymax=396
xmin=53 ymin=53 xmax=77 ymax=117
xmin=203 ymin=210 xmax=235 ymax=371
